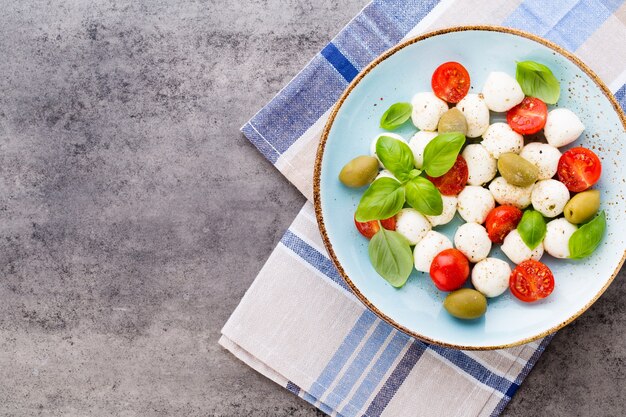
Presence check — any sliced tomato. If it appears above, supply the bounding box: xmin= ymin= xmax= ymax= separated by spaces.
xmin=506 ymin=97 xmax=548 ymax=135
xmin=354 ymin=215 xmax=396 ymax=239
xmin=484 ymin=205 xmax=523 ymax=244
xmin=557 ymin=147 xmax=602 ymax=192
xmin=430 ymin=248 xmax=470 ymax=291
xmin=431 ymin=62 xmax=471 ymax=103
xmin=427 ymin=155 xmax=468 ymax=196
xmin=509 ymin=260 xmax=555 ymax=302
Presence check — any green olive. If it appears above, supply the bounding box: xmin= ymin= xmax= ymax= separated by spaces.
xmin=564 ymin=190 xmax=600 ymax=224
xmin=443 ymin=288 xmax=487 ymax=320
xmin=338 ymin=155 xmax=379 ymax=188
xmin=437 ymin=108 xmax=468 ymax=135
xmin=497 ymin=153 xmax=539 ymax=187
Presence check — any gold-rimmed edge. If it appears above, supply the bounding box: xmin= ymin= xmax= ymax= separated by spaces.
xmin=313 ymin=25 xmax=626 ymax=351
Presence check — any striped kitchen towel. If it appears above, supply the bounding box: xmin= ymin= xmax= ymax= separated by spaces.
xmin=221 ymin=1 xmax=626 ymax=416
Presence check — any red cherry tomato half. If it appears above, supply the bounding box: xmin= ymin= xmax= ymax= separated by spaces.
xmin=484 ymin=205 xmax=523 ymax=244
xmin=429 ymin=248 xmax=470 ymax=291
xmin=354 ymin=215 xmax=396 ymax=239
xmin=509 ymin=260 xmax=555 ymax=302
xmin=431 ymin=62 xmax=471 ymax=103
xmin=427 ymin=155 xmax=469 ymax=196
xmin=557 ymin=147 xmax=602 ymax=192
xmin=506 ymin=97 xmax=548 ymax=135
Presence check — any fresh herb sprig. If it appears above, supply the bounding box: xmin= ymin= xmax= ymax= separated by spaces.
xmin=357 ymin=133 xmax=466 ymax=286
xmin=516 ymin=61 xmax=560 ymax=104
xmin=422 ymin=132 xmax=465 ymax=177
xmin=569 ymin=211 xmax=606 ymax=259
xmin=517 ymin=210 xmax=546 ymax=250
xmin=368 ymin=226 xmax=414 ymax=287
xmin=380 ymin=102 xmax=412 ymax=130
xmin=356 ymin=134 xmax=468 ymax=221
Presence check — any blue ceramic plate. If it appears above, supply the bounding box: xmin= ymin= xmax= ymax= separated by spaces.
xmin=314 ymin=27 xmax=626 ymax=350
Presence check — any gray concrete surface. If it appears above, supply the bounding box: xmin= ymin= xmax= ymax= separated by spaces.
xmin=0 ymin=1 xmax=623 ymax=416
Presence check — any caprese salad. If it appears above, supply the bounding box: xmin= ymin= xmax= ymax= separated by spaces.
xmin=338 ymin=60 xmax=606 ymax=320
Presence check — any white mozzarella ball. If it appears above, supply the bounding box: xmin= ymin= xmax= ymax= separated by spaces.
xmin=395 ymin=208 xmax=431 ymax=245
xmin=375 ymin=170 xmax=399 ymax=182
xmin=454 ymin=223 xmax=492 ymax=263
xmin=370 ymin=133 xmax=405 ymax=167
xmin=471 ymin=258 xmax=512 ymax=298
xmin=501 ymin=229 xmax=544 ymax=264
xmin=488 ymin=177 xmax=534 ymax=209
xmin=481 ymin=71 xmax=525 ymax=112
xmin=481 ymin=123 xmax=524 ymax=159
xmin=408 ymin=131 xmax=438 ymax=169
xmin=413 ymin=231 xmax=453 ymax=273
xmin=544 ymin=108 xmax=585 ymax=148
xmin=425 ymin=195 xmax=457 ymax=226
xmin=531 ymin=179 xmax=571 ymax=218
xmin=462 ymin=144 xmax=497 ymax=185
xmin=456 ymin=93 xmax=490 ymax=138
xmin=410 ymin=92 xmax=448 ymax=131
xmin=544 ymin=218 xmax=577 ymax=259
xmin=457 ymin=186 xmax=495 ymax=224
xmin=519 ymin=142 xmax=562 ymax=180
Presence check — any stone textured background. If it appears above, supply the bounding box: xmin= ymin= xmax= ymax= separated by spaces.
xmin=0 ymin=1 xmax=623 ymax=416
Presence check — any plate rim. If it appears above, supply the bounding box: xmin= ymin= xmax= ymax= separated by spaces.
xmin=313 ymin=25 xmax=626 ymax=350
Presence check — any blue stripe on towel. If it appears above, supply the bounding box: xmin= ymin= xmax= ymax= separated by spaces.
xmin=332 ymin=0 xmax=440 ymax=70
xmin=321 ymin=43 xmax=359 ymax=82
xmin=241 ymin=122 xmax=281 ymax=164
xmin=309 ymin=310 xmax=378 ymax=400
xmin=489 ymin=334 xmax=555 ymax=417
xmin=428 ymin=345 xmax=519 ymax=396
xmin=375 ymin=0 xmax=441 ymax=35
xmin=504 ymin=0 xmax=620 ymax=51
xmin=514 ymin=335 xmax=556 ymax=386
xmin=323 ymin=321 xmax=394 ymax=410
xmin=244 ymin=54 xmax=349 ymax=160
xmin=280 ymin=230 xmax=351 ymax=292
xmin=340 ymin=331 xmax=411 ymax=417
xmin=504 ymin=0 xmax=579 ymax=35
xmin=361 ymin=340 xmax=428 ymax=417
xmin=544 ymin=0 xmax=622 ymax=51
xmin=300 ymin=391 xmax=345 ymax=417
xmin=286 ymin=381 xmax=301 ymax=395
xmin=615 ymin=83 xmax=626 ymax=110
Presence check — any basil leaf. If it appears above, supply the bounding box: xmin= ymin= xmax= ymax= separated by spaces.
xmin=376 ymin=135 xmax=415 ymax=181
xmin=368 ymin=227 xmax=414 ymax=287
xmin=408 ymin=169 xmax=421 ymax=180
xmin=422 ymin=132 xmax=465 ymax=177
xmin=380 ymin=102 xmax=412 ymax=130
xmin=516 ymin=61 xmax=560 ymax=104
xmin=405 ymin=177 xmax=443 ymax=216
xmin=355 ymin=178 xmax=406 ymax=222
xmin=569 ymin=211 xmax=606 ymax=259
xmin=517 ymin=210 xmax=546 ymax=250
